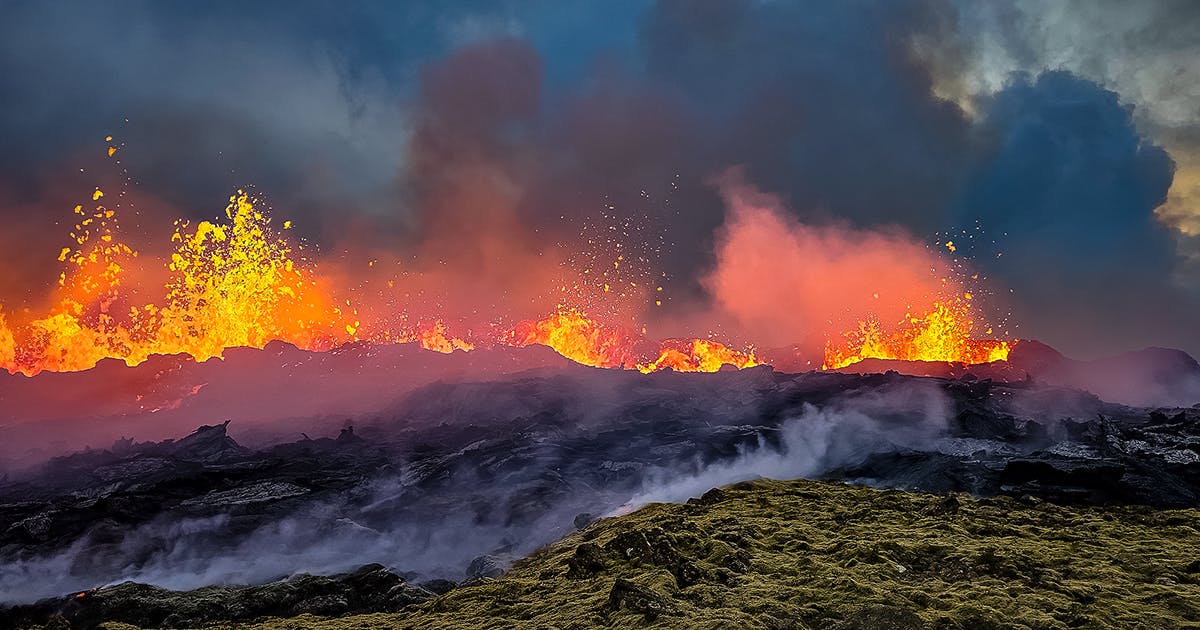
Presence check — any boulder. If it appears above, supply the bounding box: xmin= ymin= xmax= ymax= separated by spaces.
xmin=605 ymin=578 xmax=679 ymax=619
xmin=465 ymin=554 xmax=513 ymax=579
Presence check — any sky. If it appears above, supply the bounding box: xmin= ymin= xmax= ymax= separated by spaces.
xmin=0 ymin=0 xmax=1198 ymax=359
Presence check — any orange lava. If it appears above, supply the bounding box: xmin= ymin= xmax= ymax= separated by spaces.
xmin=0 ymin=172 xmax=1007 ymax=377
xmin=0 ymin=191 xmax=352 ymax=376
xmin=822 ymin=300 xmax=1011 ymax=369
xmin=406 ymin=321 xmax=475 ymax=354
xmin=504 ymin=307 xmax=758 ymax=372
xmin=504 ymin=307 xmax=645 ymax=368
xmin=637 ymin=338 xmax=760 ymax=374
xmin=0 ymin=194 xmax=759 ymax=375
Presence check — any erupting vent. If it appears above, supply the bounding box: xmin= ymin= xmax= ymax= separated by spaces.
xmin=2 ymin=192 xmax=349 ymax=375
xmin=0 ymin=156 xmax=1010 ymax=377
xmin=823 ymin=301 xmax=1011 ymax=369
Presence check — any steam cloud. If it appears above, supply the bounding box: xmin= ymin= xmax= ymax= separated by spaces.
xmin=704 ymin=171 xmax=969 ymax=351
xmin=626 ymin=380 xmax=952 ymax=505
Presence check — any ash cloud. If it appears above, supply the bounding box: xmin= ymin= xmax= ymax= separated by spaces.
xmin=951 ymin=0 xmax=1200 ymax=355
xmin=0 ymin=0 xmax=1197 ymax=357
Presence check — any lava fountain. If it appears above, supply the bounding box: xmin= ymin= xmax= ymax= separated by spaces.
xmin=0 ymin=150 xmax=1010 ymax=377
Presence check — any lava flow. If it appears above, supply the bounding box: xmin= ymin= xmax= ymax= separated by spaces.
xmin=505 ymin=307 xmax=759 ymax=373
xmin=0 ymin=187 xmax=762 ymax=375
xmin=822 ymin=301 xmax=1012 ymax=369
xmin=0 ymin=191 xmax=353 ymax=376
xmin=0 ymin=174 xmax=1009 ymax=377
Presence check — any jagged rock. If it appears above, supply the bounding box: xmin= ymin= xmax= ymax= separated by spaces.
xmin=696 ymin=487 xmax=728 ymax=505
xmin=2 ymin=370 xmax=1200 ymax=615
xmin=168 ymin=420 xmax=248 ymax=463
xmin=417 ymin=578 xmax=457 ymax=595
xmin=565 ymin=542 xmax=607 ymax=578
xmin=603 ymin=528 xmax=680 ymax=567
xmin=927 ymin=494 xmax=961 ymax=516
xmin=336 ymin=425 xmax=363 ymax=444
xmin=0 ymin=564 xmax=433 ymax=629
xmin=179 ymin=481 xmax=310 ymax=507
xmin=573 ymin=512 xmax=597 ymax=529
xmin=671 ymin=559 xmax=708 ymax=588
xmin=465 ymin=554 xmax=512 ymax=579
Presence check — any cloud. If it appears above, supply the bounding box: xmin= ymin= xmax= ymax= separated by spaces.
xmin=703 ymin=171 xmax=966 ymax=351
xmin=956 ymin=70 xmax=1197 ymax=356
xmin=953 ymin=0 xmax=1200 ymax=302
xmin=639 ymin=0 xmax=975 ymax=232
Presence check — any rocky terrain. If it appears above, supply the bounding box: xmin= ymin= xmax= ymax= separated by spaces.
xmin=2 ymin=366 xmax=1199 ymax=627
xmin=9 ymin=478 xmax=1200 ymax=629
xmin=344 ymin=478 xmax=1200 ymax=629
xmin=2 ymin=564 xmax=435 ymax=629
xmin=4 ymin=337 xmax=1198 ymax=471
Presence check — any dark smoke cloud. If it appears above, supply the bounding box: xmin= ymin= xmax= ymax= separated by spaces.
xmin=0 ymin=0 xmax=1197 ymax=357
xmin=950 ymin=0 xmax=1200 ymax=355
xmin=956 ymin=71 xmax=1193 ymax=357
xmin=639 ymin=0 xmax=975 ymax=230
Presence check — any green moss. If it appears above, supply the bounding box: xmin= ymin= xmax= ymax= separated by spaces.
xmin=208 ymin=479 xmax=1200 ymax=629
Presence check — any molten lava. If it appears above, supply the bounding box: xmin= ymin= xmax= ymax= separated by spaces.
xmin=637 ymin=338 xmax=760 ymax=374
xmin=505 ymin=308 xmax=647 ymax=368
xmin=0 ymin=169 xmax=1009 ymax=377
xmin=405 ymin=321 xmax=475 ymax=354
xmin=822 ymin=300 xmax=1011 ymax=369
xmin=504 ymin=308 xmax=759 ymax=372
xmin=0 ymin=192 xmax=352 ymax=376
xmin=0 ymin=310 xmax=14 ymax=370
xmin=0 ymin=191 xmax=762 ymax=375
xmin=149 ymin=192 xmax=351 ymax=361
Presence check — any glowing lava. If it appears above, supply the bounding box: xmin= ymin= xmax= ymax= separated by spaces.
xmin=1 ymin=192 xmax=352 ymax=375
xmin=637 ymin=338 xmax=760 ymax=374
xmin=0 ymin=310 xmax=14 ymax=369
xmin=0 ymin=164 xmax=1006 ymax=377
xmin=504 ymin=307 xmax=759 ymax=372
xmin=150 ymin=191 xmax=351 ymax=362
xmin=822 ymin=300 xmax=1011 ymax=369
xmin=505 ymin=308 xmax=645 ymax=368
xmin=405 ymin=321 xmax=475 ymax=354
xmin=0 ymin=193 xmax=758 ymax=375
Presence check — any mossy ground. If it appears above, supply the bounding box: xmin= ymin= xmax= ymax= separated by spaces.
xmin=150 ymin=480 xmax=1200 ymax=628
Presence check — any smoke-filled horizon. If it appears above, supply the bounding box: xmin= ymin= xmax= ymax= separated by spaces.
xmin=1 ymin=0 xmax=1198 ymax=360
